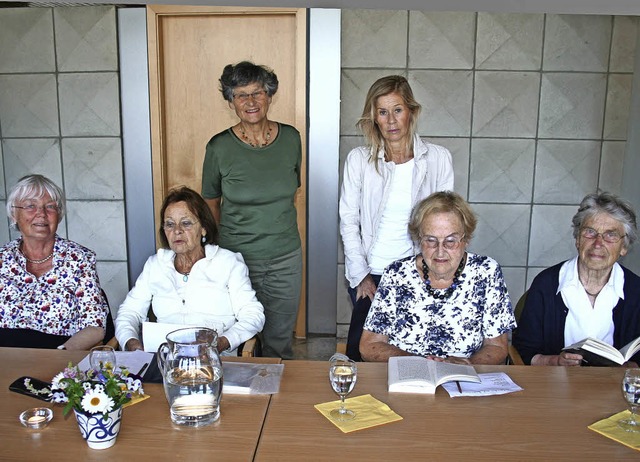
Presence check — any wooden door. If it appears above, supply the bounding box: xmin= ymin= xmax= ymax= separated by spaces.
xmin=147 ymin=5 xmax=307 ymax=337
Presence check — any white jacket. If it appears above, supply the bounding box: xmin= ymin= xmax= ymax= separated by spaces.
xmin=115 ymin=244 xmax=265 ymax=352
xmin=339 ymin=135 xmax=454 ymax=288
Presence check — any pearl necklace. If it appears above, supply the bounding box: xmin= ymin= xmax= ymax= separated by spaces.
xmin=22 ymin=250 xmax=54 ymax=265
xmin=421 ymin=253 xmax=466 ymax=300
xmin=239 ymin=124 xmax=272 ymax=147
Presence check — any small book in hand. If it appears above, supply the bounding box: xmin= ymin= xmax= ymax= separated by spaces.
xmin=388 ymin=356 xmax=480 ymax=394
xmin=562 ymin=336 xmax=640 ymax=366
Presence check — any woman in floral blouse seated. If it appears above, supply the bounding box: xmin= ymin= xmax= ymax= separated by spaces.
xmin=0 ymin=174 xmax=108 ymax=349
xmin=360 ymin=191 xmax=515 ymax=364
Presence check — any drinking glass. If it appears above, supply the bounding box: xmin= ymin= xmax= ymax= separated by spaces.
xmin=329 ymin=354 xmax=357 ymax=421
xmin=619 ymin=368 xmax=640 ymax=432
xmin=90 ymin=345 xmax=117 ymax=371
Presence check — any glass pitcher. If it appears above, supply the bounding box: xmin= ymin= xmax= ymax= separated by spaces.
xmin=157 ymin=327 xmax=223 ymax=426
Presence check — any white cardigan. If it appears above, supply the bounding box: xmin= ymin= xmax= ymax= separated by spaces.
xmin=339 ymin=135 xmax=454 ymax=288
xmin=115 ymin=245 xmax=265 ymax=352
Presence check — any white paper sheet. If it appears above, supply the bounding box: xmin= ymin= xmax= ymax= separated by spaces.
xmin=441 ymin=372 xmax=523 ymax=397
xmin=78 ymin=350 xmax=155 ymax=376
xmin=142 ymin=321 xmax=193 ymax=353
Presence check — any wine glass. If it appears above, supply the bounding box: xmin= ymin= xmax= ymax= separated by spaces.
xmin=329 ymin=354 xmax=357 ymax=421
xmin=90 ymin=345 xmax=117 ymax=371
xmin=619 ymin=368 xmax=640 ymax=432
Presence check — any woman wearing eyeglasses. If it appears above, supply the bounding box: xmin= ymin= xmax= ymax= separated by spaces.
xmin=0 ymin=174 xmax=108 ymax=350
xmin=360 ymin=191 xmax=515 ymax=364
xmin=115 ymin=187 xmax=264 ymax=354
xmin=513 ymin=192 xmax=640 ymax=366
xmin=202 ymin=61 xmax=301 ymax=359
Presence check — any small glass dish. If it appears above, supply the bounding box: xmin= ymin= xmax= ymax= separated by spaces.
xmin=19 ymin=408 xmax=53 ymax=429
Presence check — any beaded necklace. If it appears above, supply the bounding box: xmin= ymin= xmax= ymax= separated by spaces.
xmin=421 ymin=253 xmax=466 ymax=300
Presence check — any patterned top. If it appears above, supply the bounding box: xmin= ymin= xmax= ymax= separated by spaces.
xmin=364 ymin=253 xmax=515 ymax=358
xmin=0 ymin=235 xmax=108 ymax=336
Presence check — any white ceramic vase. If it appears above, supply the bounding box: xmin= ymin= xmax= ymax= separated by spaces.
xmin=73 ymin=407 xmax=122 ymax=450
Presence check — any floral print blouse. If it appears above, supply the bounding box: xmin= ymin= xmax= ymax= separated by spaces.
xmin=0 ymin=235 xmax=108 ymax=336
xmin=363 ymin=253 xmax=516 ymax=358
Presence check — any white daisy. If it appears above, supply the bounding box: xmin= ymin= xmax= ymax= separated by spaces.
xmin=51 ymin=372 xmax=67 ymax=390
xmin=81 ymin=389 xmax=115 ymax=414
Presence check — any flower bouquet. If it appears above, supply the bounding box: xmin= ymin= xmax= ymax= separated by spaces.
xmin=45 ymin=363 xmax=143 ymax=449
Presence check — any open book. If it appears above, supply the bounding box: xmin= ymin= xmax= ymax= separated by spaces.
xmin=388 ymin=356 xmax=480 ymax=394
xmin=562 ymin=336 xmax=640 ymax=366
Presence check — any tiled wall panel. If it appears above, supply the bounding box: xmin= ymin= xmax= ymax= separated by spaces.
xmin=338 ymin=10 xmax=637 ymax=335
xmin=0 ymin=6 xmax=128 ymax=313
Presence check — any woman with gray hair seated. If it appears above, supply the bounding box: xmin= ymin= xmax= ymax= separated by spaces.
xmin=0 ymin=174 xmax=108 ymax=349
xmin=360 ymin=191 xmax=515 ymax=364
xmin=513 ymin=191 xmax=640 ymax=366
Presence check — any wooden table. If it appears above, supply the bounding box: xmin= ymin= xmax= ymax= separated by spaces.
xmin=0 ymin=348 xmax=277 ymax=461
xmin=255 ymin=361 xmax=638 ymax=461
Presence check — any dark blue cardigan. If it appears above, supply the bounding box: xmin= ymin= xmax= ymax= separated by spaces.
xmin=512 ymin=261 xmax=640 ymax=365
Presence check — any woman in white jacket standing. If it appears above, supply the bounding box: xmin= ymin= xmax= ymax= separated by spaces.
xmin=339 ymin=75 xmax=454 ymax=361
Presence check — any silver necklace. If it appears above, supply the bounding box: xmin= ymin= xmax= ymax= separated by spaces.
xmin=22 ymin=250 xmax=54 ymax=264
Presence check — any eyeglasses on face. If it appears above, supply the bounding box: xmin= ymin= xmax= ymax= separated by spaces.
xmin=232 ymin=90 xmax=267 ymax=102
xmin=419 ymin=234 xmax=465 ymax=250
xmin=580 ymin=227 xmax=625 ymax=244
xmin=163 ymin=220 xmax=198 ymax=232
xmin=12 ymin=203 xmax=59 ymax=214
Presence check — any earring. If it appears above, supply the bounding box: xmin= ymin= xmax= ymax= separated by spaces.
xmin=201 ymin=235 xmax=206 ymax=244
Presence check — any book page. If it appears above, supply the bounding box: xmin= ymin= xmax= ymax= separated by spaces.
xmin=619 ymin=336 xmax=640 ymax=361
xmin=441 ymin=372 xmax=523 ymax=397
xmin=142 ymin=321 xmax=194 ymax=353
xmin=396 ymin=357 xmax=436 ymax=384
xmin=432 ymin=361 xmax=478 ymax=385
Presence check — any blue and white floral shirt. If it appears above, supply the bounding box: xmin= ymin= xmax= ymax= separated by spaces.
xmin=364 ymin=253 xmax=516 ymax=358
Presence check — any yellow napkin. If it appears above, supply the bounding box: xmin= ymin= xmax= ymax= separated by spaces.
xmin=314 ymin=394 xmax=402 ymax=433
xmin=589 ymin=410 xmax=640 ymax=450
xmin=123 ymin=393 xmax=150 ymax=409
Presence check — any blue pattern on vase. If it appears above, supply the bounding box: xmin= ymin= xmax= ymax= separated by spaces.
xmin=74 ymin=407 xmax=122 ymax=449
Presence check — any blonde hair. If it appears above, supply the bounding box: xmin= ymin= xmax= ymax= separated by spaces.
xmin=408 ymin=191 xmax=477 ymax=245
xmin=356 ymin=75 xmax=421 ymax=169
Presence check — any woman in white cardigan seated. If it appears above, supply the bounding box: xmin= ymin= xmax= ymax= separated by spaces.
xmin=115 ymin=186 xmax=265 ymax=355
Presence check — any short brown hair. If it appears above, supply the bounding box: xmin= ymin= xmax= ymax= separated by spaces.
xmin=158 ymin=186 xmax=219 ymax=249
xmin=408 ymin=191 xmax=477 ymax=245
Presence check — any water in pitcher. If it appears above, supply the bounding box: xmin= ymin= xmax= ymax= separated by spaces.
xmin=164 ymin=363 xmax=222 ymax=426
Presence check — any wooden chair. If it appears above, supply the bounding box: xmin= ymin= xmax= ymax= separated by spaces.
xmin=507 ymin=290 xmax=528 ymax=365
xmin=238 ymin=335 xmax=261 ymax=357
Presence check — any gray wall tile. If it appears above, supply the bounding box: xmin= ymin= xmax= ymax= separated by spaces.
xmin=610 ymin=16 xmax=638 ymax=73
xmin=0 ymin=201 xmax=8 ymax=245
xmin=408 ymin=11 xmax=475 ymax=69
xmin=340 ymin=69 xmax=405 ymax=136
xmin=409 ymin=70 xmax=473 ymax=137
xmin=341 ymin=10 xmax=407 ymax=68
xmin=469 ymin=138 xmax=534 ymax=203
xmin=472 ymin=71 xmax=540 ymax=137
xmin=476 ymin=13 xmax=543 ymax=70
xmin=66 ymin=200 xmax=126 ymax=260
xmin=501 ymin=266 xmax=526 ymax=308
xmin=528 ymin=205 xmax=576 ymax=267
xmin=62 ymin=137 xmax=123 ymax=199
xmin=526 ymin=266 xmax=547 ymax=289
xmin=604 ymin=74 xmax=632 ymax=141
xmin=543 ymin=14 xmax=612 ymax=72
xmin=599 ymin=141 xmax=625 ymax=195
xmin=538 ymin=73 xmax=606 ymax=139
xmin=54 ymin=6 xmax=118 ymax=72
xmin=336 ymin=267 xmax=352 ymax=325
xmin=534 ymin=140 xmax=600 ymax=203
xmin=97 ymin=261 xmax=130 ymax=317
xmin=425 ymin=136 xmax=469 ymax=199
xmin=2 ymin=138 xmax=63 ymax=191
xmin=0 ymin=8 xmax=55 ymax=73
xmin=470 ymin=203 xmax=530 ymax=266
xmin=0 ymin=74 xmax=59 ymax=137
xmin=58 ymin=72 xmax=121 ymax=136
